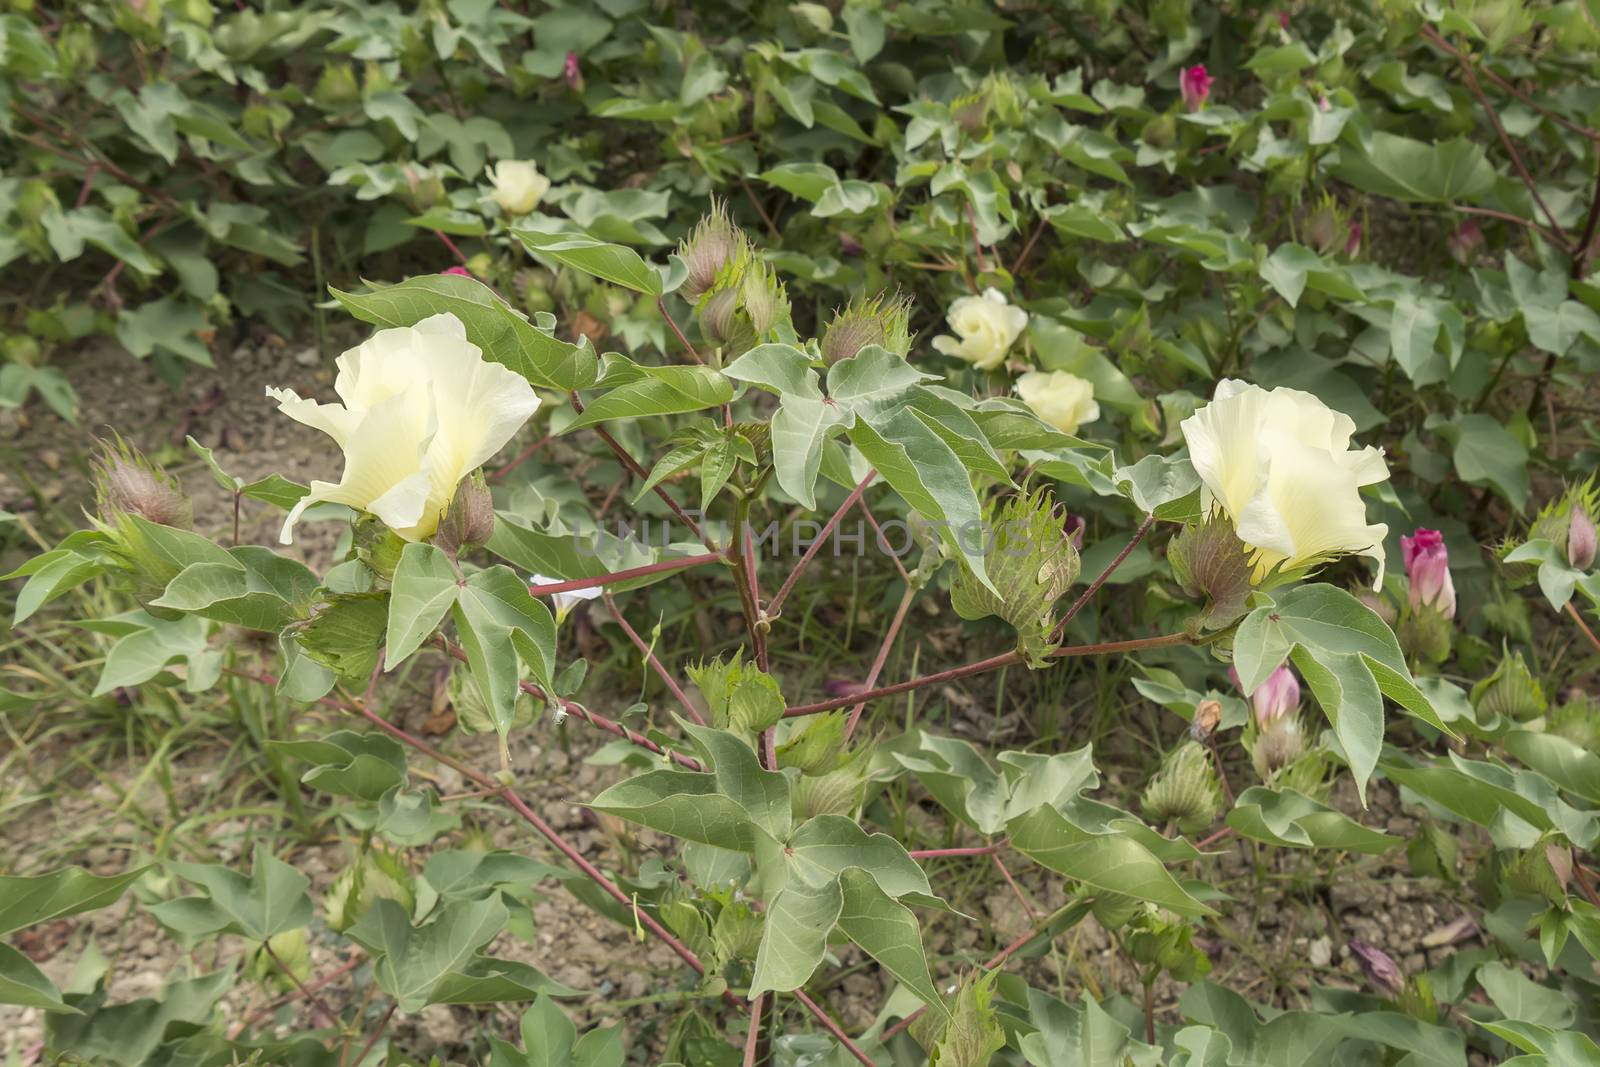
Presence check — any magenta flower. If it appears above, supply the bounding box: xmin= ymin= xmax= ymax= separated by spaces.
xmin=1401 ymin=529 xmax=1455 ymax=619
xmin=1349 ymin=940 xmax=1404 ymax=998
xmin=1230 ymin=663 xmax=1300 ymax=728
xmin=1180 ymin=65 xmax=1214 ymax=112
xmin=443 ymin=266 xmax=472 ymax=278
xmin=564 ymin=51 xmax=583 ymax=92
xmin=1344 ymin=221 xmax=1362 ymax=258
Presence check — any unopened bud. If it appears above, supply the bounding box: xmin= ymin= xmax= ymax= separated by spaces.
xmin=1568 ymin=506 xmax=1596 ymax=570
xmin=1180 ymin=65 xmax=1213 ymax=111
xmin=677 ymin=200 xmax=747 ymax=304
xmin=739 ymin=258 xmax=787 ymax=338
xmin=1349 ymin=940 xmax=1404 ymax=999
xmin=563 ymin=50 xmax=584 ymax=92
xmin=1250 ymin=714 xmax=1304 ymax=780
xmin=93 ymin=436 xmax=191 ymax=528
xmin=433 ymin=471 xmax=494 ymax=556
xmin=1400 ymin=528 xmax=1455 ymax=619
xmin=1141 ymin=742 xmax=1221 ymax=835
xmin=1471 ymin=648 xmax=1546 ymax=722
xmin=1169 ymin=516 xmax=1253 ymax=630
xmin=1447 ymin=221 xmax=1483 ymax=265
xmin=820 ymin=290 xmax=914 ymax=364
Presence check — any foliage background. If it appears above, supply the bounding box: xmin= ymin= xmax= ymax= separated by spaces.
xmin=5 ymin=0 xmax=1600 ymax=1064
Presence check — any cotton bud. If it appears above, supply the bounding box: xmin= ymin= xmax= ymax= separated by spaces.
xmin=949 ymin=488 xmax=1080 ymax=668
xmin=677 ymin=200 xmax=746 ymax=304
xmin=1250 ymin=714 xmax=1305 ymax=781
xmin=739 ymin=258 xmax=788 ymax=339
xmin=247 ymin=929 xmax=311 ymax=992
xmin=93 ymin=436 xmax=191 ymax=529
xmin=1349 ymin=940 xmax=1404 ymax=999
xmin=1344 ymin=221 xmax=1363 ymax=258
xmin=1303 ymin=204 xmax=1345 ymax=256
xmin=314 ymin=62 xmax=360 ymax=108
xmin=433 ymin=471 xmax=495 ymax=557
xmin=1180 ymin=65 xmax=1213 ymax=111
xmin=773 ymin=710 xmax=849 ymax=775
xmin=323 ymin=846 xmax=417 ymax=933
xmin=1141 ymin=742 xmax=1222 ymax=835
xmin=820 ymin=290 xmax=915 ymax=364
xmin=401 ymin=164 xmax=445 ymax=212
xmin=1471 ymin=648 xmax=1546 ymax=722
xmin=1168 ymin=516 xmax=1254 ymax=631
xmin=1401 ymin=529 xmax=1455 ymax=618
xmin=790 ymin=761 xmax=867 ymax=820
xmin=1447 ymin=220 xmax=1484 ymax=265
xmin=1568 ymin=505 xmax=1596 ymax=570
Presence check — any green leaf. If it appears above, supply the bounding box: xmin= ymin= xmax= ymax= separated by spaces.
xmin=770 ymin=395 xmax=849 ymax=508
xmin=836 ymin=868 xmax=945 ymax=1013
xmin=1113 ymin=453 xmax=1201 ymax=520
xmin=588 ymin=770 xmax=765 ymax=852
xmin=452 ymin=565 xmax=558 ymax=736
xmin=1233 ymin=584 xmax=1453 ymax=801
xmin=0 ymin=866 xmax=147 ymax=936
xmin=1226 ymin=786 xmax=1398 ymax=853
xmin=784 ymin=816 xmax=932 ymax=898
xmin=0 ymin=942 xmax=69 ymax=1012
xmin=348 ymin=896 xmax=513 ymax=1011
xmin=849 ymin=407 xmax=993 ymax=593
xmin=1478 ymin=961 xmax=1574 ymax=1029
xmin=679 ymin=720 xmax=792 ymax=842
xmin=151 ymin=547 xmax=317 ymax=631
xmin=565 ymin=364 xmax=733 ymax=431
xmin=271 ymin=729 xmax=408 ymax=801
xmin=749 ymin=875 xmax=842 ymax=996
xmin=1503 ymin=730 xmax=1600 ymax=804
xmin=332 ymin=274 xmax=598 ymax=391
xmin=1425 ymin=412 xmax=1530 ymax=510
xmin=385 ymin=542 xmax=460 ymax=668
xmin=1007 ymin=805 xmax=1212 ymax=916
xmin=166 ymin=845 xmax=313 ymax=940
xmin=515 ymin=229 xmax=662 ymax=294
xmin=297 ymin=592 xmax=389 ymax=681
xmin=1331 ymin=132 xmax=1498 ymax=203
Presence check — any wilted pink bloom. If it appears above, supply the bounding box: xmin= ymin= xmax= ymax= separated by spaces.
xmin=1349 ymin=940 xmax=1404 ymax=998
xmin=443 ymin=266 xmax=472 ymax=278
xmin=1180 ymin=65 xmax=1214 ymax=112
xmin=1569 ymin=506 xmax=1596 ymax=570
xmin=1447 ymin=221 xmax=1483 ymax=265
xmin=1062 ymin=513 xmax=1086 ymax=549
xmin=1278 ymin=11 xmax=1290 ymax=30
xmin=823 ymin=678 xmax=867 ymax=699
xmin=564 ymin=51 xmax=583 ymax=92
xmin=1230 ymin=664 xmax=1300 ymax=728
xmin=1401 ymin=529 xmax=1455 ymax=619
xmin=838 ymin=232 xmax=864 ymax=256
xmin=1344 ymin=221 xmax=1362 ymax=257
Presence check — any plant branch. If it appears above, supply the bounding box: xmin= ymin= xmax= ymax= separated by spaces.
xmin=768 ymin=471 xmax=877 ymax=616
xmin=527 ymin=552 xmax=723 ymax=598
xmin=229 ymin=955 xmax=362 ymax=1039
xmin=1567 ymin=601 xmax=1600 ymax=655
xmin=261 ymin=940 xmax=341 ymax=1029
xmin=657 ymin=296 xmax=706 ymax=365
xmin=792 ymin=989 xmax=875 ymax=1067
xmin=349 ymin=1002 xmax=396 ymax=1067
xmin=784 ymin=632 xmax=1192 ymax=719
xmin=1050 ymin=514 xmax=1156 ymax=642
xmin=844 ymin=583 xmax=917 ymax=740
xmin=1418 ymin=25 xmax=1600 ymax=144
xmin=603 ymin=591 xmax=706 ymax=725
xmin=489 ymin=432 xmax=554 ymax=483
xmin=908 ymin=842 xmax=1005 ymax=859
xmin=743 ymin=992 xmax=765 ymax=1067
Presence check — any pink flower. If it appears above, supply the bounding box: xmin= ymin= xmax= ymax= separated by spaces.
xmin=443 ymin=266 xmax=472 ymax=278
xmin=1344 ymin=221 xmax=1362 ymax=258
xmin=1180 ymin=65 xmax=1214 ymax=112
xmin=564 ymin=51 xmax=584 ymax=92
xmin=1401 ymin=529 xmax=1455 ymax=619
xmin=1278 ymin=11 xmax=1291 ymax=30
xmin=1230 ymin=663 xmax=1300 ymax=728
xmin=1447 ymin=221 xmax=1483 ymax=265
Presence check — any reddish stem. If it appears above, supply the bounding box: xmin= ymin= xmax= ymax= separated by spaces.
xmin=992 ymin=853 xmax=1038 ymax=921
xmin=1196 ymin=826 xmax=1234 ymax=850
xmin=1567 ymin=601 xmax=1600 ymax=655
xmin=488 ymin=432 xmax=553 ymax=483
xmin=768 ymin=471 xmax=878 ymax=616
xmin=908 ymin=842 xmax=1005 ymax=859
xmin=882 ymin=911 xmax=1059 ymax=1040
xmin=350 ymin=1002 xmax=397 ymax=1067
xmin=527 ymin=552 xmax=723 ymax=598
xmin=786 ymin=632 xmax=1192 ymax=719
xmin=743 ymin=992 xmax=765 ymax=1067
xmin=603 ymin=591 xmax=707 ymax=725
xmin=434 ymin=229 xmax=469 ymax=266
xmin=229 ymin=955 xmax=362 ymax=1039
xmin=572 ymin=392 xmax=712 ymax=548
xmin=1051 ymin=514 xmax=1155 ymax=642
xmin=844 ymin=583 xmax=917 ymax=739
xmin=657 ymin=295 xmax=706 ymax=366
xmin=857 ymin=496 xmax=911 ymax=583
xmin=792 ymin=988 xmax=876 ymax=1067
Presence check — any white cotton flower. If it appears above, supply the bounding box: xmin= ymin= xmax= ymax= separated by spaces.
xmin=529 ymin=572 xmax=602 ymax=622
xmin=1180 ymin=379 xmax=1390 ymax=587
xmin=267 ymin=313 xmax=539 ymax=545
xmin=1016 ymin=370 xmax=1100 ymax=435
xmin=930 ymin=288 xmax=1028 ymax=370
xmin=487 ymin=160 xmax=550 ymax=216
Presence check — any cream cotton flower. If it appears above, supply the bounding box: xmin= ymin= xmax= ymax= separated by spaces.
xmin=931 ymin=288 xmax=1028 ymax=370
xmin=1016 ymin=370 xmax=1099 ymax=434
xmin=1180 ymin=379 xmax=1390 ymax=586
xmin=267 ymin=313 xmax=539 ymax=545
xmin=487 ymin=160 xmax=550 ymax=216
